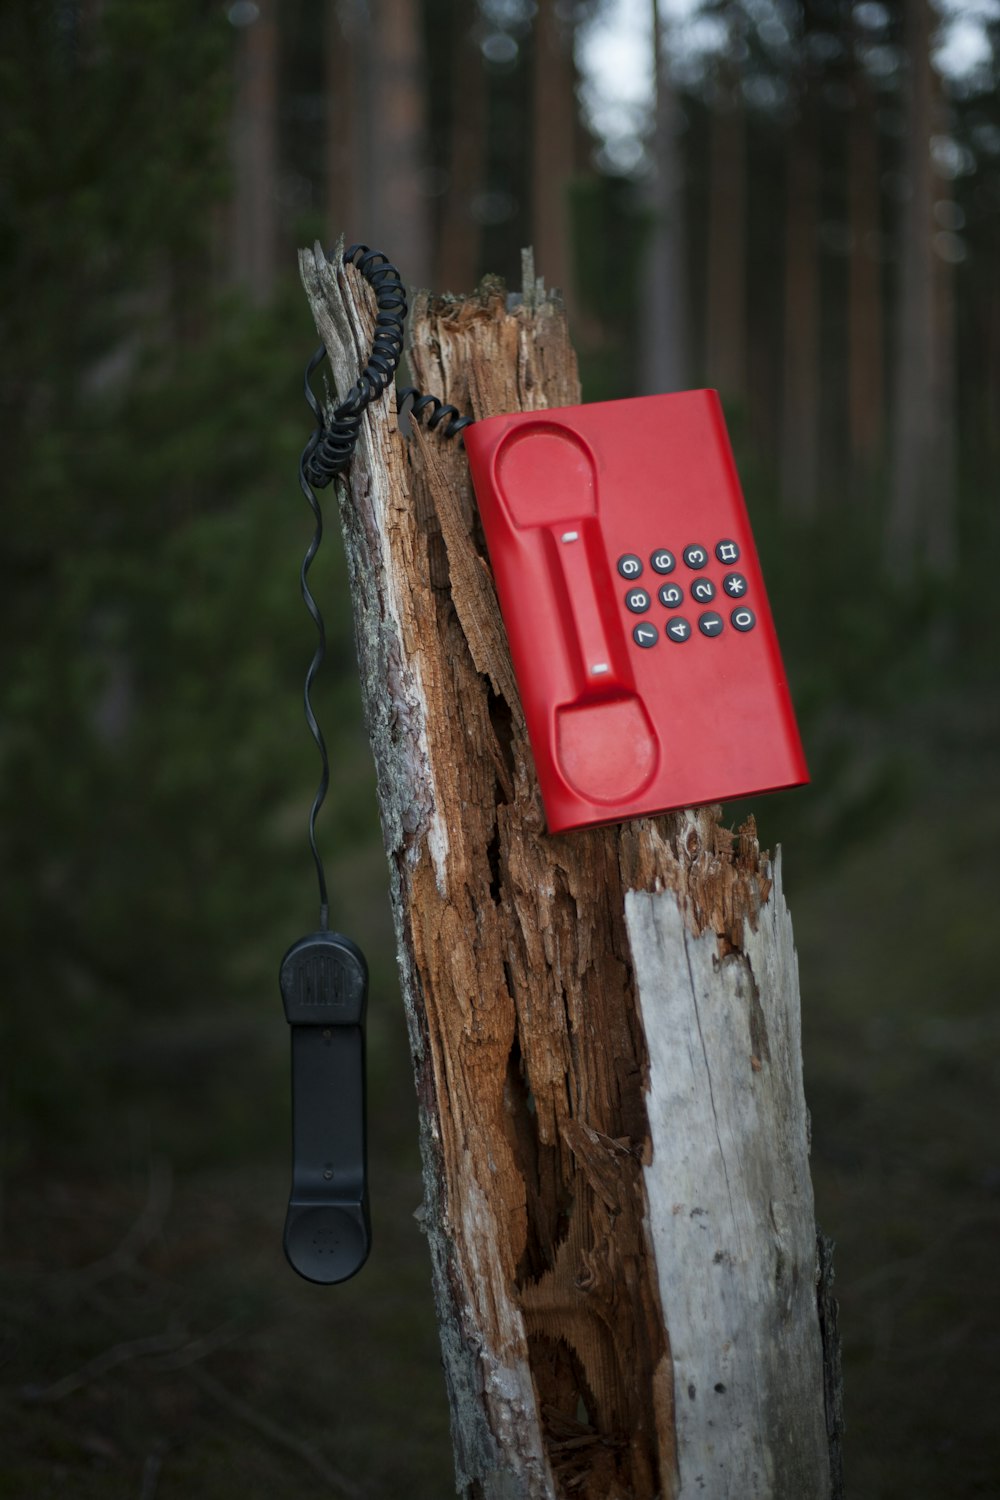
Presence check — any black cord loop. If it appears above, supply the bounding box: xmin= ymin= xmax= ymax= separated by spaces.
xmin=303 ymin=242 xmax=473 ymax=488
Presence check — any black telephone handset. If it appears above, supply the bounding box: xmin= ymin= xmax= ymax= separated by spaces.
xmin=279 ymin=930 xmax=370 ymax=1284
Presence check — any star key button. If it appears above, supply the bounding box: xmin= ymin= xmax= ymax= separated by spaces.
xmin=722 ymin=572 xmax=748 ymax=598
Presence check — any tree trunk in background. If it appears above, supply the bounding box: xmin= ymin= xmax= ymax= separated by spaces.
xmin=847 ymin=48 xmax=884 ymax=488
xmin=780 ymin=101 xmax=819 ymax=516
xmin=887 ymin=0 xmax=955 ymax=576
xmin=299 ymin=242 xmax=841 ymax=1499
xmin=364 ymin=0 xmax=430 ymax=291
xmin=326 ymin=0 xmax=361 ymax=241
xmin=532 ymin=0 xmax=578 ymax=311
xmin=640 ymin=0 xmax=687 ymax=395
xmin=437 ymin=14 xmax=486 ymax=295
xmin=231 ymin=0 xmax=277 ymax=304
xmin=705 ymin=49 xmax=746 ymax=402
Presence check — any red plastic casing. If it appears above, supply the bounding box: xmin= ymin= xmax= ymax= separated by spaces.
xmin=463 ymin=390 xmax=808 ymax=834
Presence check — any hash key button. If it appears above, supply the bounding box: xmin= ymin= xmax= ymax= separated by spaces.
xmin=715 ymin=539 xmax=740 ymax=564
xmin=722 ymin=572 xmax=748 ymax=598
xmin=665 ymin=616 xmax=692 ymax=643
xmin=698 ymin=611 xmax=724 ymax=637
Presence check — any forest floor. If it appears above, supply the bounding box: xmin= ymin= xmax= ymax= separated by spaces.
xmin=1 ymin=695 xmax=998 ymax=1499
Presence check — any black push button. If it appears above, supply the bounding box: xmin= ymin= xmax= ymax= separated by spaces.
xmin=665 ymin=616 xmax=692 ymax=643
xmin=698 ymin=611 xmax=724 ymax=637
xmin=722 ymin=572 xmax=748 ymax=598
xmin=730 ymin=606 xmax=756 ymax=632
xmin=682 ymin=543 xmax=709 ymax=569
xmin=625 ymin=587 xmax=652 ymax=613
xmin=690 ymin=577 xmax=716 ymax=604
xmin=650 ymin=548 xmax=676 ymax=575
xmin=632 ymin=622 xmax=658 ymax=648
xmin=658 ymin=582 xmax=684 ymax=608
xmin=715 ymin=539 xmax=740 ymax=564
xmin=617 ymin=553 xmax=643 ymax=580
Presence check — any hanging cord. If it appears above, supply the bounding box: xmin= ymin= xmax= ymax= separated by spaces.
xmin=297 ymin=243 xmax=473 ymax=926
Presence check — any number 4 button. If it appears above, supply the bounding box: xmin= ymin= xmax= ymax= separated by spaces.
xmin=666 ymin=617 xmax=692 ymax=643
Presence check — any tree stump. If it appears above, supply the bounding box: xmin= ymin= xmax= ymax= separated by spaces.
xmin=299 ymin=243 xmax=841 ymax=1500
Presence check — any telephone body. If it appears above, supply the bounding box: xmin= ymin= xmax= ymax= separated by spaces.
xmin=464 ymin=389 xmax=808 ymax=833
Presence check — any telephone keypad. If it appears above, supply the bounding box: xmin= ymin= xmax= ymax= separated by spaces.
xmin=623 ymin=538 xmax=756 ymax=647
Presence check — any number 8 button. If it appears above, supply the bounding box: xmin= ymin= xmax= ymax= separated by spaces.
xmin=625 ymin=587 xmax=652 ymax=613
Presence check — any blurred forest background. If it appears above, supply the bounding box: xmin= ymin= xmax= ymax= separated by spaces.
xmin=1 ymin=0 xmax=998 ymax=1495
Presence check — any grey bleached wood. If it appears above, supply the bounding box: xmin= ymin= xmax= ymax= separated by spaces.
xmin=626 ymin=842 xmax=832 ymax=1499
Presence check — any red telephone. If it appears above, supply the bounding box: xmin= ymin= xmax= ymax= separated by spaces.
xmin=464 ymin=390 xmax=808 ymax=834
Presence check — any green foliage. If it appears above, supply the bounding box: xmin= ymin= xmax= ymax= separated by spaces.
xmin=0 ymin=3 xmax=365 ymax=1161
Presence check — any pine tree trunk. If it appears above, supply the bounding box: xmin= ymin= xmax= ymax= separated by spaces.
xmin=532 ymin=0 xmax=577 ymax=311
xmin=299 ymin=242 xmax=841 ymax=1499
xmin=436 ymin=15 xmax=487 ymax=295
xmin=780 ymin=108 xmax=820 ymax=515
xmin=705 ymin=49 xmax=746 ymax=402
xmin=847 ymin=51 xmax=884 ymax=485
xmin=231 ymin=0 xmax=278 ymax=303
xmin=640 ymin=1 xmax=688 ymax=395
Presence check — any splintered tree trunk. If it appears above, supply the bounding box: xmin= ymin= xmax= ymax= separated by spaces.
xmin=299 ymin=243 xmax=841 ymax=1500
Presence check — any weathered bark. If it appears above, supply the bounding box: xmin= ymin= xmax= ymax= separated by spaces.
xmin=299 ymin=242 xmax=839 ymax=1498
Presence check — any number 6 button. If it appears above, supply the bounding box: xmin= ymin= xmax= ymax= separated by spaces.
xmin=625 ymin=588 xmax=652 ymax=613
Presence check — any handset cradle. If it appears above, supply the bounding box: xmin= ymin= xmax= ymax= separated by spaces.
xmin=279 ymin=930 xmax=370 ymax=1284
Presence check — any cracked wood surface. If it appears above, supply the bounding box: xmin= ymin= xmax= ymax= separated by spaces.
xmin=299 ymin=243 xmax=836 ymax=1500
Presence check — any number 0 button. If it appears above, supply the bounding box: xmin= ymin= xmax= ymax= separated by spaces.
xmin=683 ymin=544 xmax=709 ymax=569
xmin=625 ymin=588 xmax=652 ymax=613
xmin=617 ymin=554 xmax=643 ymax=580
xmin=730 ymin=607 xmax=756 ymax=632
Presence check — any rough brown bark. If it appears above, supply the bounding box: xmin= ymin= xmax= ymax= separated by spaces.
xmin=299 ymin=244 xmax=838 ymax=1498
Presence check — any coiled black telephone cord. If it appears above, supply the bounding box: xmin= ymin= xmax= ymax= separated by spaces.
xmin=298 ymin=242 xmax=473 ymax=925
xmin=283 ymin=244 xmax=473 ymax=1284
